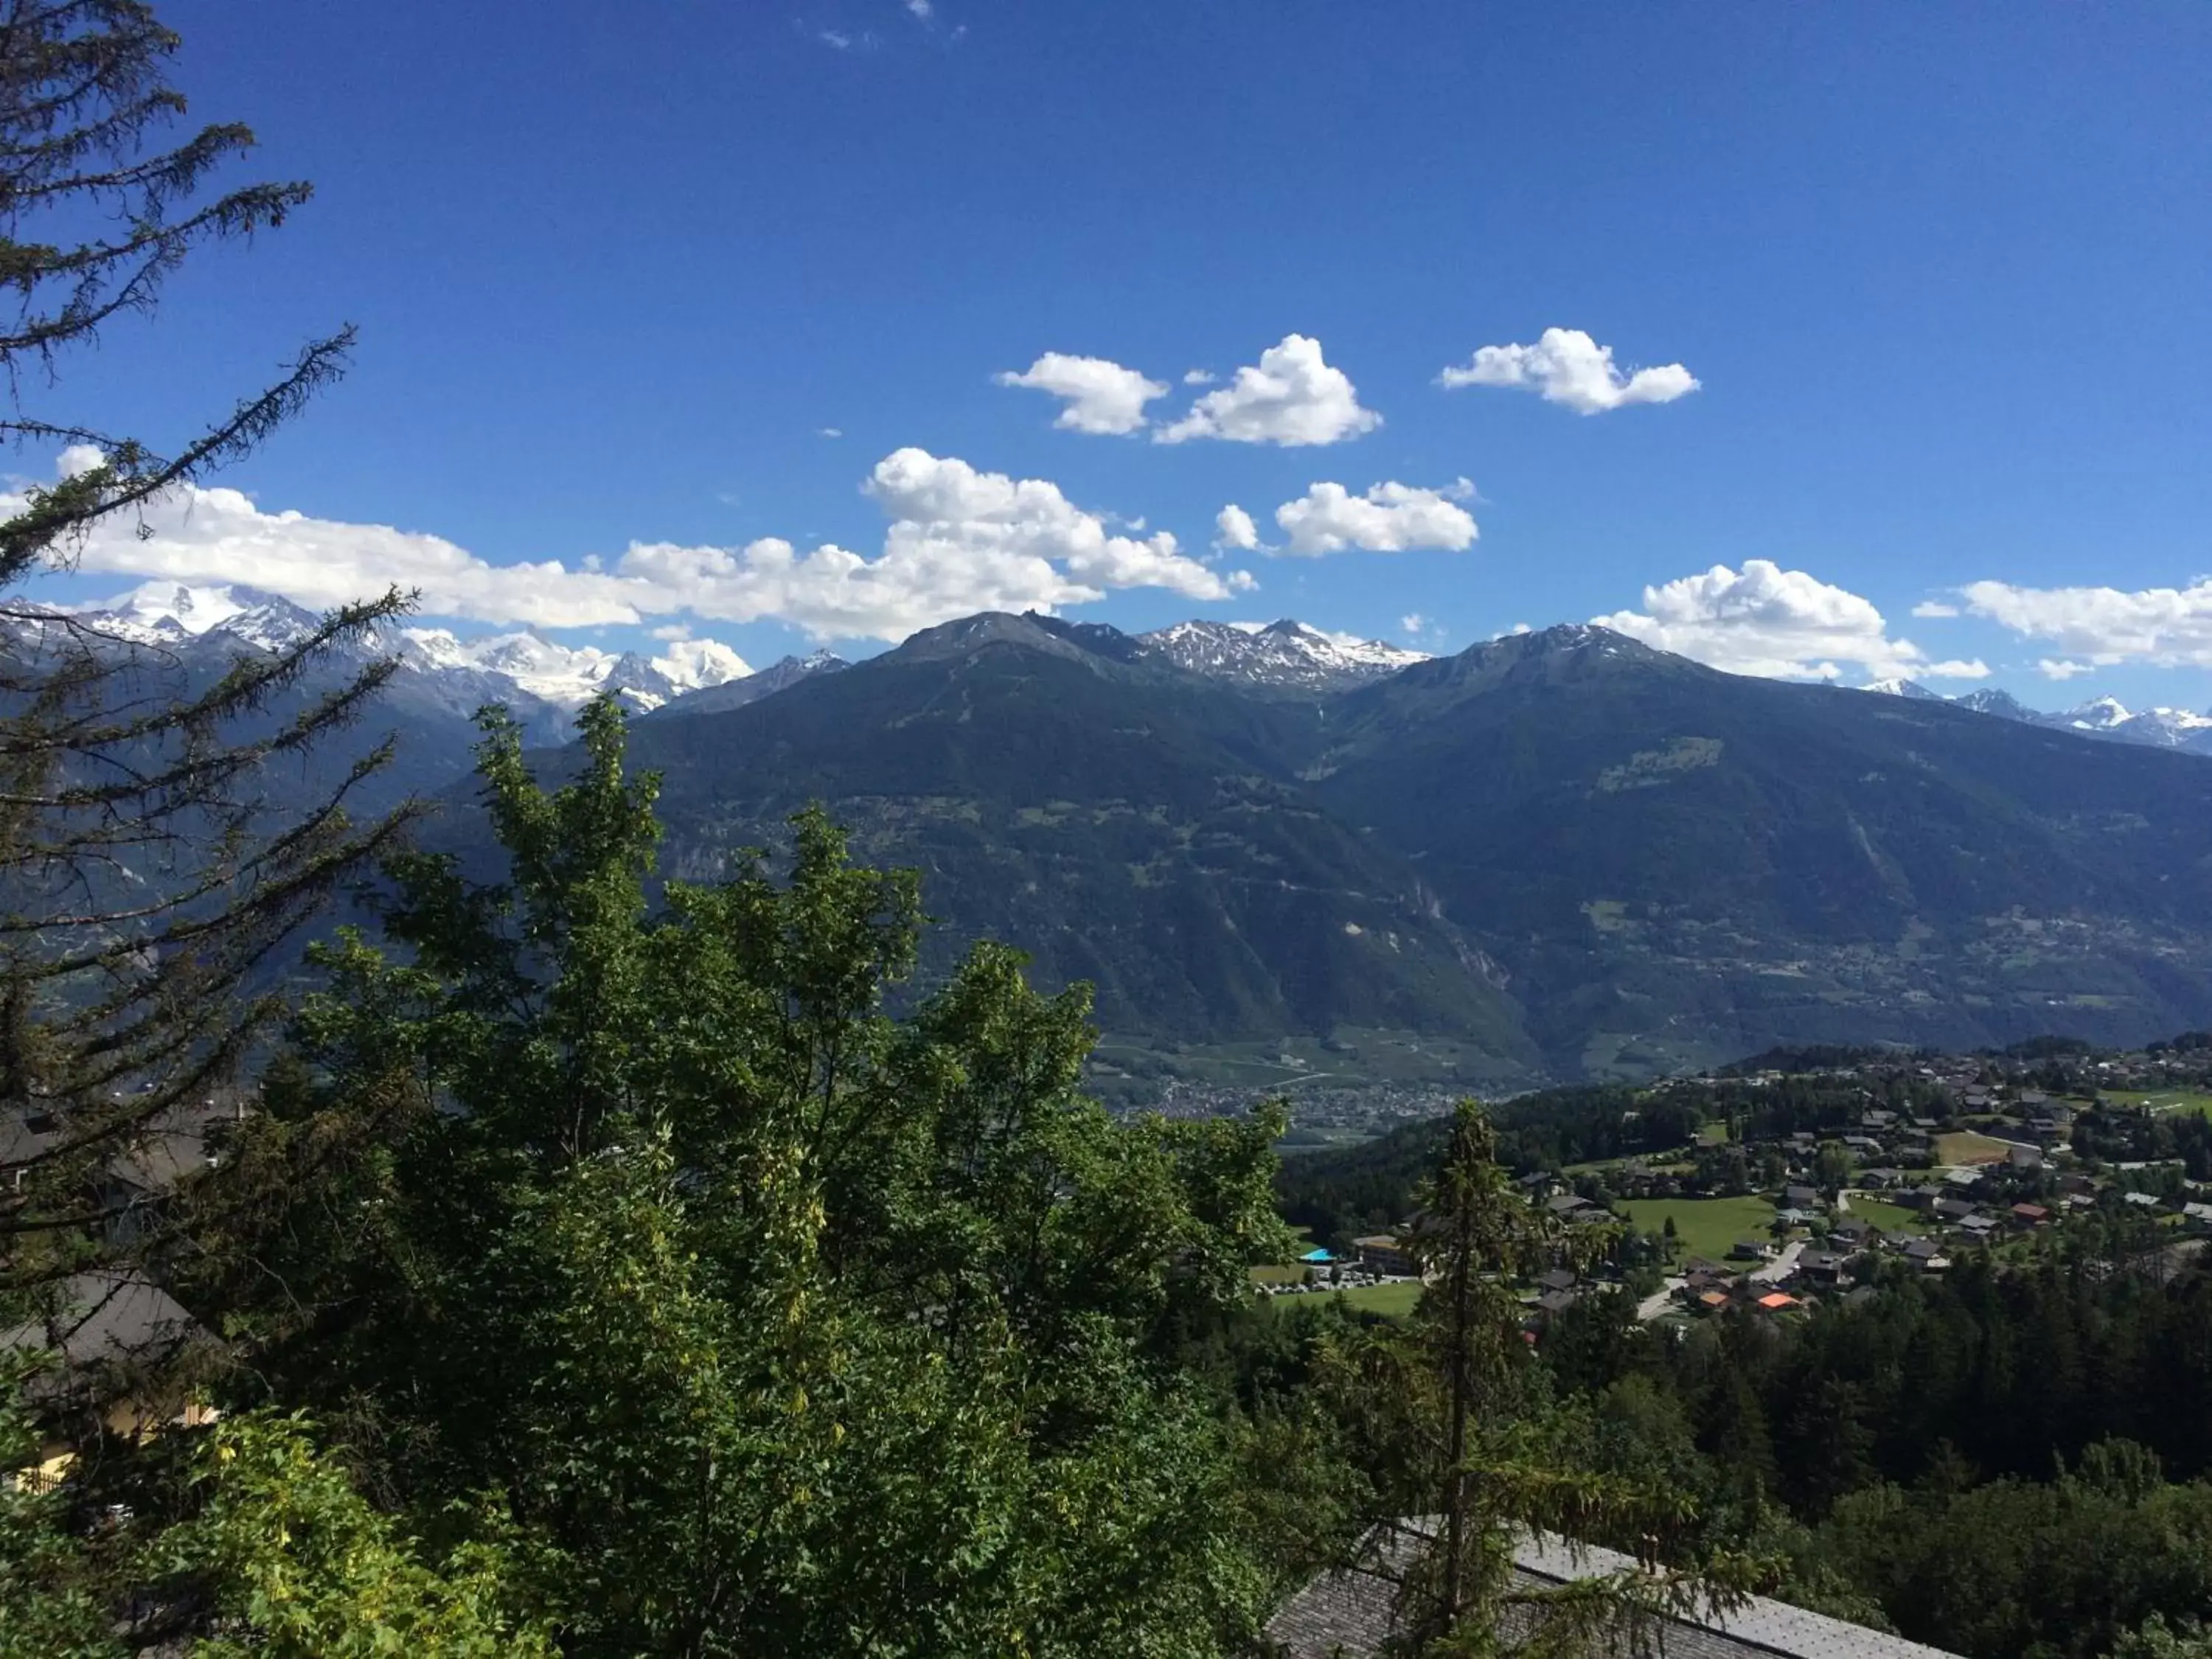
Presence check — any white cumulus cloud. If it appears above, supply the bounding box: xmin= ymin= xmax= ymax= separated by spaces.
xmin=622 ymin=448 xmax=1250 ymax=637
xmin=994 ymin=352 xmax=1168 ymax=436
xmin=1595 ymin=559 xmax=1972 ymax=682
xmin=1214 ymin=504 xmax=1262 ymax=553
xmin=1957 ymin=578 xmax=2212 ymax=669
xmin=1154 ymin=334 xmax=1380 ymax=447
xmin=1438 ymin=327 xmax=1698 ymax=415
xmin=13 ymin=448 xmax=1252 ymax=644
xmin=1911 ymin=599 xmax=1959 ymax=618
xmin=2040 ymin=659 xmax=2094 ymax=681
xmin=1182 ymin=369 xmax=1215 ymax=386
xmin=1272 ymin=479 xmax=1477 ymax=558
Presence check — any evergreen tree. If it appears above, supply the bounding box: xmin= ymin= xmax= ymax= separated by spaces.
xmin=0 ymin=7 xmax=541 ymax=1650
xmin=0 ymin=0 xmax=409 ymax=1283
xmin=1319 ymin=1102 xmax=1758 ymax=1656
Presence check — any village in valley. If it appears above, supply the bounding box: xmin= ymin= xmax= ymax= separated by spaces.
xmin=1260 ymin=1035 xmax=2212 ymax=1327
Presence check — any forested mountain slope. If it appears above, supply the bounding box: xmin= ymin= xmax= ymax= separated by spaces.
xmin=424 ymin=614 xmax=2212 ymax=1082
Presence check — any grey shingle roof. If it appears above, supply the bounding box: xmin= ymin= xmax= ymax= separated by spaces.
xmin=1262 ymin=1524 xmax=1962 ymax=1658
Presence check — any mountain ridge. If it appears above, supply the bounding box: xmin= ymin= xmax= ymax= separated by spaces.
xmin=32 ymin=587 xmax=2212 ymax=1087
xmin=596 ymin=615 xmax=2212 ymax=1083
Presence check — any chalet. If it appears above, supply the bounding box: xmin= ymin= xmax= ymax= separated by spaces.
xmin=2011 ymin=1203 xmax=2051 ymax=1228
xmin=1958 ymin=1214 xmax=2000 ymax=1242
xmin=1535 ymin=1267 xmax=1577 ymax=1294
xmin=1755 ymin=1292 xmax=1799 ymax=1312
xmin=1784 ymin=1185 xmax=1821 ymax=1210
xmin=1729 ymin=1238 xmax=1773 ymax=1262
xmin=1544 ymin=1193 xmax=1591 ymax=1219
xmin=2008 ymin=1144 xmax=2045 ymax=1170
xmin=1264 ymin=1528 xmax=1966 ymax=1658
xmin=1934 ymin=1197 xmax=1977 ymax=1222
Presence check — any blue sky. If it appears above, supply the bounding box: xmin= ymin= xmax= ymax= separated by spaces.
xmin=21 ymin=1 xmax=2212 ymax=708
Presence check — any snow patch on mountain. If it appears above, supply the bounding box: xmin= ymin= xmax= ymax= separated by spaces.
xmin=1140 ymin=617 xmax=1427 ymax=692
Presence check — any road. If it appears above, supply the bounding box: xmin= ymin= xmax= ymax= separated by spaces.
xmin=1636 ymin=1278 xmax=1686 ymax=1321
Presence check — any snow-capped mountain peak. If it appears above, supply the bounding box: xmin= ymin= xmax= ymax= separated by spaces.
xmin=1853 ymin=675 xmax=2212 ymax=759
xmin=1138 ymin=617 xmax=1427 ymax=692
xmin=58 ymin=583 xmax=756 ymax=720
xmin=2065 ymin=694 xmax=2135 ymax=731
xmin=73 ymin=580 xmax=321 ymax=652
xmin=1862 ymin=677 xmax=1945 ymax=701
xmin=390 ymin=627 xmax=753 ymax=712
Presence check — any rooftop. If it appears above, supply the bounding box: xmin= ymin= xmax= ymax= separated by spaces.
xmin=1264 ymin=1525 xmax=1964 ymax=1659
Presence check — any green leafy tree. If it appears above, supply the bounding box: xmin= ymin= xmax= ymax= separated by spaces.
xmin=201 ymin=701 xmax=1296 ymax=1656
xmin=1 ymin=1351 xmax=551 ymax=1658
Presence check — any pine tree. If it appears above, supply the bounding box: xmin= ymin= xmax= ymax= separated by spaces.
xmin=0 ymin=0 xmax=408 ymax=1295
xmin=0 ymin=8 xmax=524 ymax=1649
xmin=1321 ymin=1102 xmax=1761 ymax=1656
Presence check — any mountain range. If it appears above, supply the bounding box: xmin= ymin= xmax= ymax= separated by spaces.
xmin=29 ymin=582 xmax=2212 ymax=1090
xmin=612 ymin=611 xmax=2212 ymax=1088
xmin=1865 ymin=676 xmax=2212 ymax=755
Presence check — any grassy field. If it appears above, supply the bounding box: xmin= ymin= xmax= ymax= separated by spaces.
xmin=1320 ymin=1281 xmax=1425 ymax=1318
xmin=1262 ymin=1280 xmax=1425 ymax=1318
xmin=1844 ymin=1197 xmax=1927 ymax=1235
xmin=2103 ymin=1089 xmax=2212 ymax=1119
xmin=1935 ymin=1130 xmax=2012 ymax=1166
xmin=1617 ymin=1196 xmax=1778 ymax=1263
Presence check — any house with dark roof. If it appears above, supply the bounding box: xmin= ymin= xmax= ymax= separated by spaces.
xmin=1 ymin=1270 xmax=217 ymax=1486
xmin=1263 ymin=1526 xmax=1964 ymax=1659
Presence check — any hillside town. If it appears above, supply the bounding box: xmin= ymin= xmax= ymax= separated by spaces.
xmin=1262 ymin=1037 xmax=2212 ymax=1326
